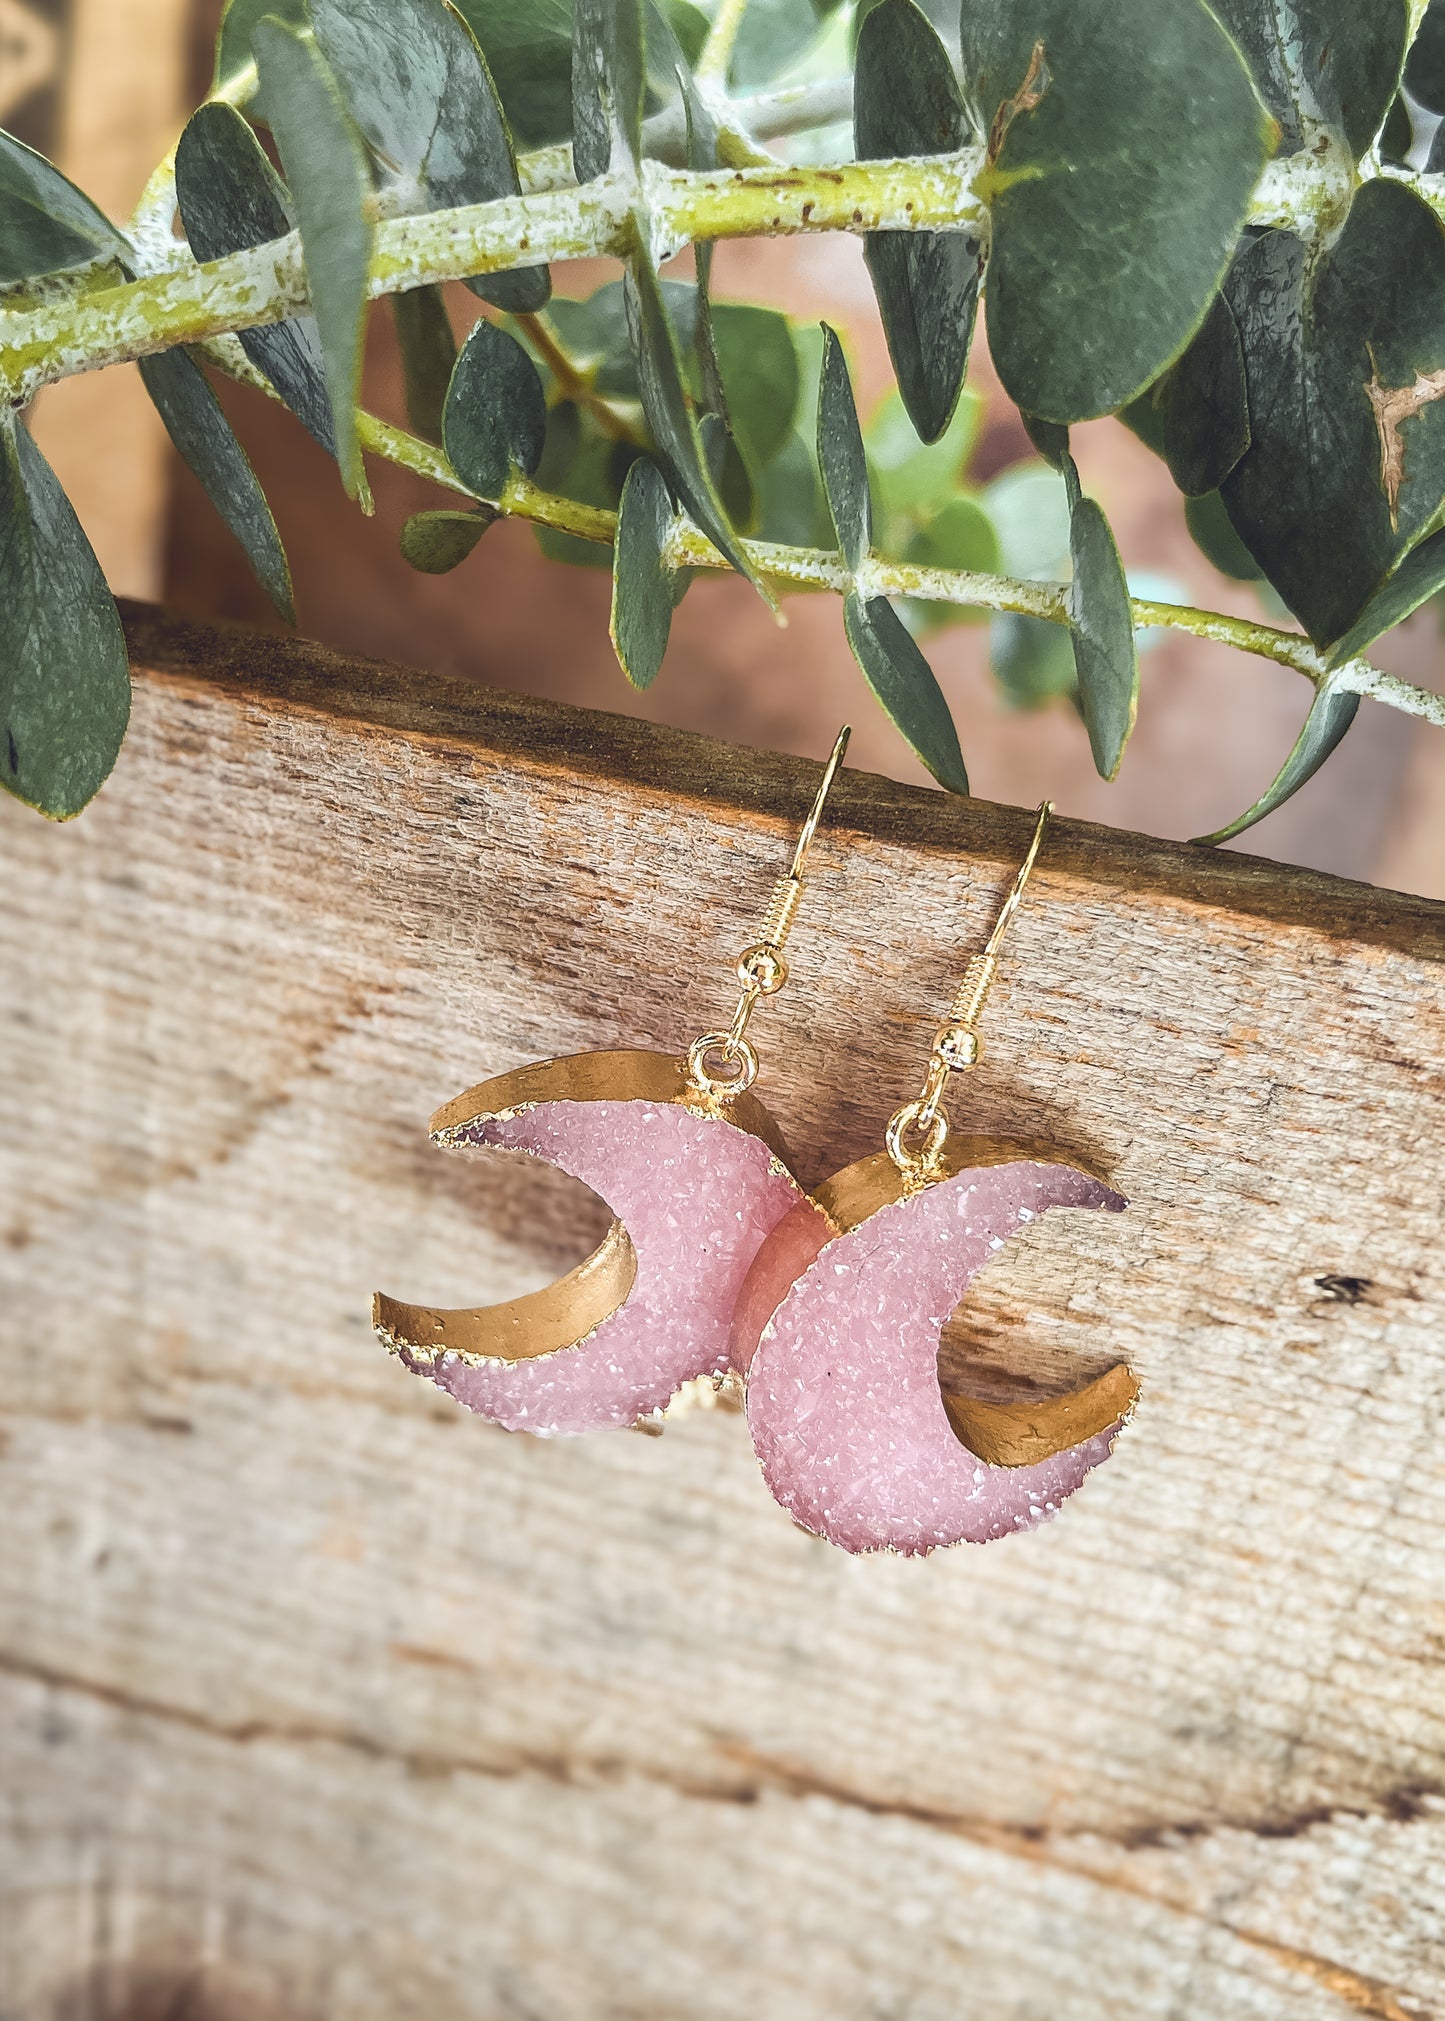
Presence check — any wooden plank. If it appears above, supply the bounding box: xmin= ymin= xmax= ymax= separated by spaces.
xmin=1 ymin=603 xmax=1443 ymax=2020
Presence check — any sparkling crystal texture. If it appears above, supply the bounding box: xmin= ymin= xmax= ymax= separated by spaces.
xmin=741 ymin=1162 xmax=1129 ymax=1555
xmin=424 ymin=1101 xmax=803 ymax=1436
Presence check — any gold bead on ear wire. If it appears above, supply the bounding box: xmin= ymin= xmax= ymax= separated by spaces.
xmin=886 ymin=800 xmax=1053 ymax=1179
xmin=686 ymin=724 xmax=851 ymax=1100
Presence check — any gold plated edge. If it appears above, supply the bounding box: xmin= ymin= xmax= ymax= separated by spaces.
xmin=938 ymin=1362 xmax=1140 ymax=1470
xmin=427 ymin=1048 xmax=796 ymax=1171
xmin=374 ymin=1219 xmax=639 ymax=1370
xmin=811 ymin=1136 xmax=1105 ymax=1236
xmin=799 ymin=1138 xmax=1135 ymax=1470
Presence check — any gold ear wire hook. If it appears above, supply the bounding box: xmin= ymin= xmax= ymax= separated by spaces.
xmin=887 ymin=800 xmax=1053 ymax=1176
xmin=687 ymin=726 xmax=851 ymax=1099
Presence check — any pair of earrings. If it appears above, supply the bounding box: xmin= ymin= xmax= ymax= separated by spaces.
xmin=375 ymin=731 xmax=1138 ymax=1557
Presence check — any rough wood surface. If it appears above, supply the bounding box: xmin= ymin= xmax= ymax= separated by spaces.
xmin=2 ymin=604 xmax=1444 ymax=2021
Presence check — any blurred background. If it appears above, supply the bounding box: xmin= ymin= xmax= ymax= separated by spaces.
xmin=7 ymin=0 xmax=1444 ymax=897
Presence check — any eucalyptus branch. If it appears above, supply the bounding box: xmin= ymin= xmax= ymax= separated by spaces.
xmin=0 ymin=157 xmax=987 ymax=405
xmin=245 ymin=349 xmax=1445 ymax=734
xmin=511 ymin=311 xmax=641 ymax=443
xmin=696 ymin=0 xmax=752 ymax=87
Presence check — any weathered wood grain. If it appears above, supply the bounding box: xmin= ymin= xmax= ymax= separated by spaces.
xmin=1 ymin=604 xmax=1443 ymax=2021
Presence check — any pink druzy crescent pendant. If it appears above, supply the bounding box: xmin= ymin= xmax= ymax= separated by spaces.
xmin=375 ymin=1050 xmax=805 ymax=1436
xmin=732 ymin=1140 xmax=1138 ymax=1556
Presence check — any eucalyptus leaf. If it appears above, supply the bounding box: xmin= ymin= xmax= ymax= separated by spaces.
xmin=572 ymin=0 xmax=645 ymax=181
xmin=610 ymin=457 xmax=678 ymax=689
xmin=213 ymin=0 xmax=308 ymax=93
xmin=253 ymin=18 xmax=375 ymax=501
xmin=1064 ymin=456 xmax=1138 ymax=779
xmin=452 ymin=0 xmax=573 ymax=147
xmin=535 ymin=409 xmax=623 ymax=568
xmin=1380 ymin=93 xmax=1415 ymax=166
xmin=755 ymin=430 xmax=832 ymax=549
xmin=0 ymin=411 xmax=129 ymax=818
xmin=990 ymin=612 xmax=1077 ymax=708
xmin=175 ymin=101 xmax=336 ymax=458
xmin=0 ymin=130 xmax=129 ymax=286
xmin=817 ymin=325 xmax=872 ymax=571
xmin=902 ymin=496 xmax=1000 ymax=631
xmin=731 ymin=0 xmax=843 ymax=90
xmin=443 ymin=318 xmax=548 ymax=498
xmin=310 ymin=0 xmax=547 ymax=314
xmin=1325 ymin=527 xmax=1445 ymax=666
xmin=391 ymin=286 xmax=457 ymax=446
xmin=843 ymin=590 xmax=969 ymax=792
xmin=1210 ymin=0 xmax=1408 ymax=158
xmin=138 ymin=349 xmax=294 ymax=622
xmin=1184 ymin=489 xmax=1264 ymax=583
xmin=624 ymin=254 xmax=765 ymax=597
xmin=1196 ymin=683 xmax=1360 ymax=844
xmin=869 ymin=387 xmax=985 ymax=532
xmin=1021 ymin=413 xmax=1068 ymax=469
xmin=1406 ymin=0 xmax=1445 ymax=113
xmin=1221 ymin=180 xmax=1445 ymax=646
xmin=710 ymin=303 xmax=801 ymax=473
xmin=855 ymin=0 xmax=980 ymax=444
xmin=983 ymin=462 xmax=1071 ymax=580
xmin=960 ymin=0 xmax=1270 ymax=421
xmin=1142 ymin=291 xmax=1250 ymax=498
xmin=400 ymin=507 xmax=497 ymax=572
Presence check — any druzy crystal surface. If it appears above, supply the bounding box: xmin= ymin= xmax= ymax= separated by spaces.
xmin=423 ymin=1100 xmax=803 ymax=1436
xmin=742 ymin=1162 xmax=1128 ymax=1555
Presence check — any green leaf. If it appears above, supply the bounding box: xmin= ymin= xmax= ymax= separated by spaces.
xmin=1184 ymin=489 xmax=1264 ymax=583
xmin=624 ymin=254 xmax=766 ymax=598
xmin=1063 ymin=456 xmax=1138 ymax=779
xmin=213 ymin=0 xmax=308 ymax=92
xmin=983 ymin=461 xmax=1070 ymax=578
xmin=1221 ymin=180 xmax=1445 ymax=646
xmin=534 ymin=405 xmax=623 ymax=568
xmin=1211 ymin=0 xmax=1408 ymax=158
xmin=1379 ymin=92 xmax=1415 ymax=166
xmin=442 ymin=318 xmax=548 ymax=497
xmin=310 ymin=0 xmax=547 ymax=314
xmin=451 ymin=0 xmax=572 ymax=148
xmin=869 ymin=386 xmax=985 ymax=532
xmin=0 ymin=411 xmax=129 ymax=818
xmin=902 ymin=496 xmax=1000 ymax=631
xmin=650 ymin=0 xmax=710 ymax=78
xmin=610 ymin=457 xmax=678 ymax=689
xmin=855 ymin=0 xmax=980 ymax=444
xmin=1406 ymin=0 xmax=1445 ymax=113
xmin=1021 ymin=412 xmax=1069 ymax=469
xmin=175 ymin=102 xmax=337 ymax=458
xmin=1195 ymin=683 xmax=1360 ymax=844
xmin=843 ymin=590 xmax=969 ymax=792
xmin=732 ymin=0 xmax=844 ymax=89
xmin=709 ymin=303 xmax=801 ymax=473
xmin=989 ymin=612 xmax=1077 ymax=709
xmin=817 ymin=324 xmax=872 ymax=571
xmin=391 ymin=286 xmax=457 ymax=446
xmin=960 ymin=0 xmax=1271 ymax=421
xmin=138 ymin=348 xmax=294 ymax=622
xmin=0 ymin=130 xmax=129 ymax=286
xmin=399 ymin=507 xmax=497 ymax=572
xmin=572 ymin=0 xmax=645 ymax=181
xmin=1325 ymin=527 xmax=1445 ymax=666
xmin=254 ymin=19 xmax=375 ymax=501
xmin=755 ymin=430 xmax=832 ymax=548
xmin=1135 ymin=291 xmax=1250 ymax=498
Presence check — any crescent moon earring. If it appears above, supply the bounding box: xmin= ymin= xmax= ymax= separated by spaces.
xmin=373 ymin=727 xmax=852 ymax=1437
xmin=732 ymin=802 xmax=1140 ymax=1555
